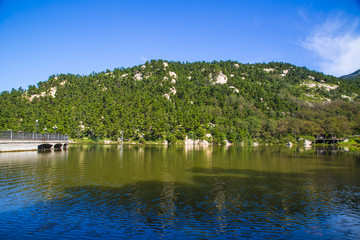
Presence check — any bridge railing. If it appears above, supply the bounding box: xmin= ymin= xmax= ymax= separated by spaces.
xmin=0 ymin=131 xmax=69 ymax=141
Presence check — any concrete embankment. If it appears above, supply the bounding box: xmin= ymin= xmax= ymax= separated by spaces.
xmin=0 ymin=140 xmax=69 ymax=152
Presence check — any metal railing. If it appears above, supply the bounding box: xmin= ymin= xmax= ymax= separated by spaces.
xmin=0 ymin=131 xmax=69 ymax=141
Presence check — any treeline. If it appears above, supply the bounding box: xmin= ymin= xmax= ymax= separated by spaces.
xmin=0 ymin=60 xmax=359 ymax=144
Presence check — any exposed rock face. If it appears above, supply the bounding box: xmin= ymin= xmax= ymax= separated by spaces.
xmin=253 ymin=142 xmax=259 ymax=147
xmin=134 ymin=72 xmax=143 ymax=81
xmin=304 ymin=139 xmax=312 ymax=147
xmin=281 ymin=69 xmax=289 ymax=76
xmin=263 ymin=68 xmax=274 ymax=73
xmin=205 ymin=133 xmax=212 ymax=138
xmin=212 ymin=72 xmax=228 ymax=84
xmin=169 ymin=71 xmax=177 ymax=78
xmin=28 ymin=87 xmax=57 ymax=101
xmin=163 ymin=87 xmax=177 ymax=101
xmin=229 ymin=86 xmax=239 ymax=93
xmin=199 ymin=139 xmax=210 ymax=146
xmin=184 ymin=136 xmax=194 ymax=145
xmin=163 ymin=93 xmax=170 ymax=100
xmin=341 ymin=95 xmax=354 ymax=101
xmin=49 ymin=87 xmax=57 ymax=97
xmin=169 ymin=87 xmax=177 ymax=95
xmin=184 ymin=136 xmax=210 ymax=146
xmin=301 ymin=81 xmax=338 ymax=91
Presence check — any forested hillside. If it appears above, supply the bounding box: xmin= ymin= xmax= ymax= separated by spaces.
xmin=1 ymin=60 xmax=359 ymax=144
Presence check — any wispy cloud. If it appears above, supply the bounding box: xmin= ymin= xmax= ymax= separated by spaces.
xmin=297 ymin=9 xmax=309 ymax=23
xmin=140 ymin=56 xmax=148 ymax=62
xmin=302 ymin=16 xmax=360 ymax=76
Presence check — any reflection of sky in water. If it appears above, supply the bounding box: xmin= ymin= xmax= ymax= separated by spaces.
xmin=0 ymin=145 xmax=359 ymax=239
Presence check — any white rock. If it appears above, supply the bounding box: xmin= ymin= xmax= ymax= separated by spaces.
xmin=49 ymin=87 xmax=57 ymax=97
xmin=184 ymin=136 xmax=194 ymax=145
xmin=229 ymin=86 xmax=239 ymax=93
xmin=199 ymin=140 xmax=209 ymax=146
xmin=301 ymin=81 xmax=338 ymax=91
xmin=169 ymin=71 xmax=177 ymax=78
xmin=281 ymin=69 xmax=289 ymax=76
xmin=234 ymin=63 xmax=239 ymax=68
xmin=163 ymin=93 xmax=170 ymax=100
xmin=263 ymin=68 xmax=274 ymax=73
xmin=134 ymin=72 xmax=143 ymax=81
xmin=253 ymin=142 xmax=259 ymax=147
xmin=224 ymin=140 xmax=232 ymax=146
xmin=213 ymin=71 xmax=228 ymax=84
xmin=29 ymin=94 xmax=40 ymax=101
xmin=169 ymin=87 xmax=176 ymax=95
xmin=171 ymin=79 xmax=176 ymax=84
xmin=163 ymin=62 xmax=168 ymax=68
xmin=304 ymin=139 xmax=312 ymax=147
xmin=341 ymin=95 xmax=354 ymax=101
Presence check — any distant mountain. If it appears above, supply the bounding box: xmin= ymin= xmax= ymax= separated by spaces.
xmin=0 ymin=60 xmax=359 ymax=143
xmin=341 ymin=69 xmax=360 ymax=80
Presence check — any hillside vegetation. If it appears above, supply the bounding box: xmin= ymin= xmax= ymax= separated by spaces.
xmin=1 ymin=60 xmax=359 ymax=144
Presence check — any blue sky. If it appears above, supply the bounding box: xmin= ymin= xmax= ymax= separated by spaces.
xmin=0 ymin=0 xmax=360 ymax=92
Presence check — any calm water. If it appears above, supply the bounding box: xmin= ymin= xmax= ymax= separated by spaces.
xmin=0 ymin=145 xmax=359 ymax=239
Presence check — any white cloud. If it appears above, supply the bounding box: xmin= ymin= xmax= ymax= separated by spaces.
xmin=297 ymin=9 xmax=309 ymax=23
xmin=302 ymin=16 xmax=360 ymax=76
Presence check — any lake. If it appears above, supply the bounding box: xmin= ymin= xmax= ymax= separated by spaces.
xmin=0 ymin=145 xmax=359 ymax=239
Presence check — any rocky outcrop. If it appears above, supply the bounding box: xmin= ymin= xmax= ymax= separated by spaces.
xmin=184 ymin=136 xmax=210 ymax=146
xmin=304 ymin=139 xmax=312 ymax=147
xmin=224 ymin=140 xmax=232 ymax=146
xmin=210 ymin=72 xmax=228 ymax=84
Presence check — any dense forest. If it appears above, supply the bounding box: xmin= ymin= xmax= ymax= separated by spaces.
xmin=0 ymin=60 xmax=359 ymax=144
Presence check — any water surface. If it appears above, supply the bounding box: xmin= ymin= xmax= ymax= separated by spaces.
xmin=0 ymin=145 xmax=359 ymax=239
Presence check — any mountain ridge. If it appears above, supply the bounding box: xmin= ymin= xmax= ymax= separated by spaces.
xmin=341 ymin=69 xmax=360 ymax=80
xmin=1 ymin=60 xmax=359 ymax=144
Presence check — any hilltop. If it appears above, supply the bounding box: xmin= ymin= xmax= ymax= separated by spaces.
xmin=0 ymin=60 xmax=359 ymax=144
xmin=341 ymin=69 xmax=360 ymax=80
